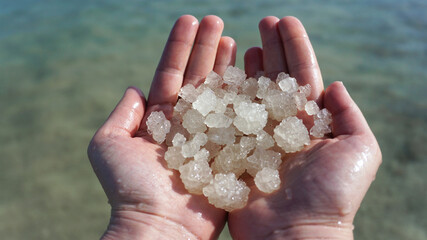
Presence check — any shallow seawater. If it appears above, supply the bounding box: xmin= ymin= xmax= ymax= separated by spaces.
xmin=1 ymin=0 xmax=426 ymax=239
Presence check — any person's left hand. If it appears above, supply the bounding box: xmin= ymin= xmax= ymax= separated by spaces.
xmin=87 ymin=15 xmax=236 ymax=240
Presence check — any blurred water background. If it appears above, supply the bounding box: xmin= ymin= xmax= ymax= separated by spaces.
xmin=1 ymin=0 xmax=426 ymax=239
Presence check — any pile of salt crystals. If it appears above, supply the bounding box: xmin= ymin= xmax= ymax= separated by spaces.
xmin=146 ymin=66 xmax=332 ymax=211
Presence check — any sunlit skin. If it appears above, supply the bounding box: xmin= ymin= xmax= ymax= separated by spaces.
xmin=87 ymin=15 xmax=381 ymax=239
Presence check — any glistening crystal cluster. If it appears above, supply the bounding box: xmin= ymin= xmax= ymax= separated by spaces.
xmin=146 ymin=66 xmax=332 ymax=211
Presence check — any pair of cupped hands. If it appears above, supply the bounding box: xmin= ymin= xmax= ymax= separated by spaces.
xmin=87 ymin=15 xmax=382 ymax=240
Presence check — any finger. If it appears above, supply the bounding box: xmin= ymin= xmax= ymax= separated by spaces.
xmin=212 ymin=36 xmax=237 ymax=76
xmin=324 ymin=82 xmax=372 ymax=137
xmin=244 ymin=47 xmax=263 ymax=77
xmin=183 ymin=15 xmax=224 ymax=86
xmin=259 ymin=16 xmax=287 ymax=79
xmin=278 ymin=16 xmax=323 ymax=102
xmin=98 ymin=87 xmax=146 ymax=138
xmin=148 ymin=15 xmax=199 ymax=107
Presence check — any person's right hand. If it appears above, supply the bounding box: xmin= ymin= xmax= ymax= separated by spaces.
xmin=228 ymin=16 xmax=382 ymax=240
xmin=88 ymin=15 xmax=236 ymax=240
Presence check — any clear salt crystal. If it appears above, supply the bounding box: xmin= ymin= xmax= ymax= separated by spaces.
xmin=256 ymin=130 xmax=275 ymax=149
xmin=263 ymin=90 xmax=298 ymax=121
xmin=245 ymin=147 xmax=282 ymax=176
xmin=202 ymin=173 xmax=250 ymax=212
xmin=164 ymin=146 xmax=186 ymax=170
xmin=204 ymin=113 xmax=232 ymax=128
xmin=256 ymin=76 xmax=273 ymax=99
xmin=241 ymin=77 xmax=258 ymax=100
xmin=233 ymin=101 xmax=268 ymax=134
xmin=204 ymin=71 xmax=223 ymax=89
xmin=182 ymin=109 xmax=207 ymax=134
xmin=194 ymin=148 xmax=210 ymax=162
xmin=273 ymin=116 xmax=310 ymax=153
xmin=172 ymin=133 xmax=186 ymax=147
xmin=179 ymin=160 xmax=213 ymax=194
xmin=192 ymin=88 xmax=217 ymax=116
xmin=305 ymin=100 xmax=320 ymax=115
xmin=278 ymin=76 xmax=298 ymax=94
xmin=293 ymin=91 xmax=307 ymax=111
xmin=174 ymin=98 xmax=192 ymax=118
xmin=179 ymin=84 xmax=198 ymax=103
xmin=146 ymin=111 xmax=171 ymax=144
xmin=254 ymin=168 xmax=281 ymax=193
xmin=211 ymin=144 xmax=247 ymax=177
xmin=207 ymin=126 xmax=235 ymax=145
xmin=298 ymin=84 xmax=311 ymax=97
xmin=223 ymin=66 xmax=246 ymax=88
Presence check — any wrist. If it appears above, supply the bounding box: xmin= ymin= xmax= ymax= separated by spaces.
xmin=102 ymin=209 xmax=199 ymax=240
xmin=267 ymin=223 xmax=354 ymax=240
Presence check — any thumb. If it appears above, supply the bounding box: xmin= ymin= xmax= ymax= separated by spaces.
xmin=324 ymin=82 xmax=372 ymax=137
xmin=97 ymin=87 xmax=146 ymax=138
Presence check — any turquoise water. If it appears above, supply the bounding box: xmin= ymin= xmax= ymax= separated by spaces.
xmin=1 ymin=0 xmax=426 ymax=239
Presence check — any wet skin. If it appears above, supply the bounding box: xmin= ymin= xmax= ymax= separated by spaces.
xmin=87 ymin=15 xmax=381 ymax=240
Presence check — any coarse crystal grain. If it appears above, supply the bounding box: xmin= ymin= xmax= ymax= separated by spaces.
xmin=246 ymin=147 xmax=282 ymax=176
xmin=182 ymin=109 xmax=207 ymax=134
xmin=254 ymin=168 xmax=281 ymax=193
xmin=305 ymin=100 xmax=320 ymax=116
xmin=273 ymin=116 xmax=310 ymax=153
xmin=179 ymin=160 xmax=213 ymax=194
xmin=204 ymin=113 xmax=233 ymax=128
xmin=202 ymin=173 xmax=250 ymax=211
xmin=172 ymin=133 xmax=186 ymax=147
xmin=146 ymin=111 xmax=171 ymax=144
xmin=164 ymin=146 xmax=186 ymax=170
xmin=192 ymin=88 xmax=218 ymax=116
xmin=223 ymin=66 xmax=246 ymax=88
xmin=233 ymin=101 xmax=268 ymax=134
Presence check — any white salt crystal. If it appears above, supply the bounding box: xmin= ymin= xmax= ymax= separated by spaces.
xmin=192 ymin=132 xmax=208 ymax=146
xmin=164 ymin=146 xmax=186 ymax=170
xmin=194 ymin=148 xmax=210 ymax=162
xmin=241 ymin=77 xmax=258 ymax=100
xmin=256 ymin=130 xmax=275 ymax=149
xmin=293 ymin=91 xmax=307 ymax=111
xmin=202 ymin=173 xmax=250 ymax=212
xmin=204 ymin=113 xmax=232 ymax=128
xmin=315 ymin=108 xmax=332 ymax=125
xmin=181 ymin=133 xmax=207 ymax=158
xmin=223 ymin=66 xmax=246 ymax=88
xmin=204 ymin=71 xmax=223 ymax=89
xmin=174 ymin=98 xmax=192 ymax=118
xmin=239 ymin=136 xmax=256 ymax=155
xmin=310 ymin=123 xmax=331 ymax=138
xmin=278 ymin=76 xmax=298 ymax=94
xmin=179 ymin=84 xmax=198 ymax=103
xmin=254 ymin=168 xmax=281 ymax=193
xmin=256 ymin=76 xmax=273 ymax=99
xmin=211 ymin=144 xmax=247 ymax=177
xmin=146 ymin=111 xmax=171 ymax=144
xmin=192 ymin=88 xmax=217 ymax=116
xmin=165 ymin=116 xmax=189 ymax=146
xmin=298 ymin=84 xmax=311 ymax=97
xmin=233 ymin=101 xmax=268 ymax=134
xmin=263 ymin=90 xmax=298 ymax=121
xmin=182 ymin=109 xmax=207 ymax=134
xmin=214 ymin=98 xmax=227 ymax=113
xmin=273 ymin=116 xmax=310 ymax=153
xmin=305 ymin=100 xmax=320 ymax=115
xmin=245 ymin=147 xmax=282 ymax=176
xmin=179 ymin=160 xmax=213 ymax=194
xmin=172 ymin=133 xmax=186 ymax=147
xmin=207 ymin=126 xmax=235 ymax=145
